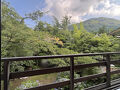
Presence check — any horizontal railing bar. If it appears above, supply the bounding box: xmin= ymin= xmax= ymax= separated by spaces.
xmin=102 ymin=83 xmax=120 ymax=90
xmin=2 ymin=52 xmax=120 ymax=62
xmin=74 ymin=73 xmax=106 ymax=83
xmin=111 ymin=78 xmax=120 ymax=86
xmin=2 ymin=69 xmax=119 ymax=89
xmin=25 ymin=71 xmax=120 ymax=90
xmin=110 ymin=60 xmax=120 ymax=64
xmin=3 ymin=61 xmax=119 ymax=79
xmin=85 ymin=78 xmax=120 ymax=90
xmin=9 ymin=68 xmax=120 ymax=80
xmin=75 ymin=61 xmax=106 ymax=69
xmin=25 ymin=73 xmax=107 ymax=90
xmin=10 ymin=62 xmax=106 ymax=79
xmin=111 ymin=69 xmax=120 ymax=74
xmin=10 ymin=67 xmax=69 ymax=79
xmin=85 ymin=83 xmax=106 ymax=90
xmin=26 ymin=78 xmax=120 ymax=90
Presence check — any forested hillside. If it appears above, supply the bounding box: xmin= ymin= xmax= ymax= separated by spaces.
xmin=110 ymin=27 xmax=120 ymax=36
xmin=68 ymin=17 xmax=120 ymax=32
xmin=1 ymin=1 xmax=120 ymax=90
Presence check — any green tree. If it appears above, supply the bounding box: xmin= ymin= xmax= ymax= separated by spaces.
xmin=34 ymin=21 xmax=45 ymax=31
xmin=1 ymin=1 xmax=39 ymax=72
xmin=79 ymin=22 xmax=86 ymax=32
xmin=61 ymin=15 xmax=71 ymax=30
xmin=98 ymin=25 xmax=108 ymax=34
xmin=53 ymin=16 xmax=61 ymax=29
xmin=20 ymin=10 xmax=44 ymax=23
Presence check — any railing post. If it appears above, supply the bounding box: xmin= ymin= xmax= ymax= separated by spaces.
xmin=4 ymin=61 xmax=10 ymax=90
xmin=103 ymin=55 xmax=106 ymax=61
xmin=105 ymin=54 xmax=111 ymax=88
xmin=70 ymin=57 xmax=74 ymax=90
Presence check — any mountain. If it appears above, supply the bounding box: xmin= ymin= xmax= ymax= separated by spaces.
xmin=109 ymin=27 xmax=120 ymax=36
xmin=68 ymin=17 xmax=120 ymax=32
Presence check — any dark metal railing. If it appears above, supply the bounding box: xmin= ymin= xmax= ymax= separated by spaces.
xmin=1 ymin=52 xmax=120 ymax=90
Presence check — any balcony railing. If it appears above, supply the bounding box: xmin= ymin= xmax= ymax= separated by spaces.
xmin=1 ymin=52 xmax=120 ymax=90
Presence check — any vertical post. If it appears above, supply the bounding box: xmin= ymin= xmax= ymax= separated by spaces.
xmin=70 ymin=57 xmax=74 ymax=90
xmin=105 ymin=54 xmax=111 ymax=87
xmin=4 ymin=61 xmax=10 ymax=90
xmin=103 ymin=55 xmax=106 ymax=61
xmin=103 ymin=55 xmax=106 ymax=83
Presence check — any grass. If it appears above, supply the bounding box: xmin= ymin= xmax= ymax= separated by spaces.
xmin=1 ymin=73 xmax=57 ymax=90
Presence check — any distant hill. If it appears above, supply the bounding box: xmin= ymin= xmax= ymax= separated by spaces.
xmin=68 ymin=17 xmax=120 ymax=32
xmin=109 ymin=27 xmax=120 ymax=36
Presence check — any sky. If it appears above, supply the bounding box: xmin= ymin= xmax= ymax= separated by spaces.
xmin=6 ymin=0 xmax=120 ymax=28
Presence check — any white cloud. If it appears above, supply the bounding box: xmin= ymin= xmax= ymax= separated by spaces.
xmin=110 ymin=4 xmax=120 ymax=16
xmin=43 ymin=0 xmax=120 ymax=23
xmin=90 ymin=0 xmax=120 ymax=17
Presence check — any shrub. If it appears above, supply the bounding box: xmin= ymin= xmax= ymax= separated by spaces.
xmin=15 ymin=80 xmax=40 ymax=90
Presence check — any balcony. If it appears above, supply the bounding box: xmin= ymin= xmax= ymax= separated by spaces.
xmin=1 ymin=52 xmax=120 ymax=90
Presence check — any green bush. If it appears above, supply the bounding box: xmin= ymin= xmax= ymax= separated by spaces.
xmin=15 ymin=80 xmax=40 ymax=90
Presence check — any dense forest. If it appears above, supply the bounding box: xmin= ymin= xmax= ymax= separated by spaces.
xmin=1 ymin=1 xmax=120 ymax=90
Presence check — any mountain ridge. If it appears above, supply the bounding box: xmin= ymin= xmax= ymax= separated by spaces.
xmin=68 ymin=17 xmax=120 ymax=32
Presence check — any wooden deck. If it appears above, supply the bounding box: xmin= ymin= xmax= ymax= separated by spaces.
xmin=1 ymin=52 xmax=120 ymax=90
